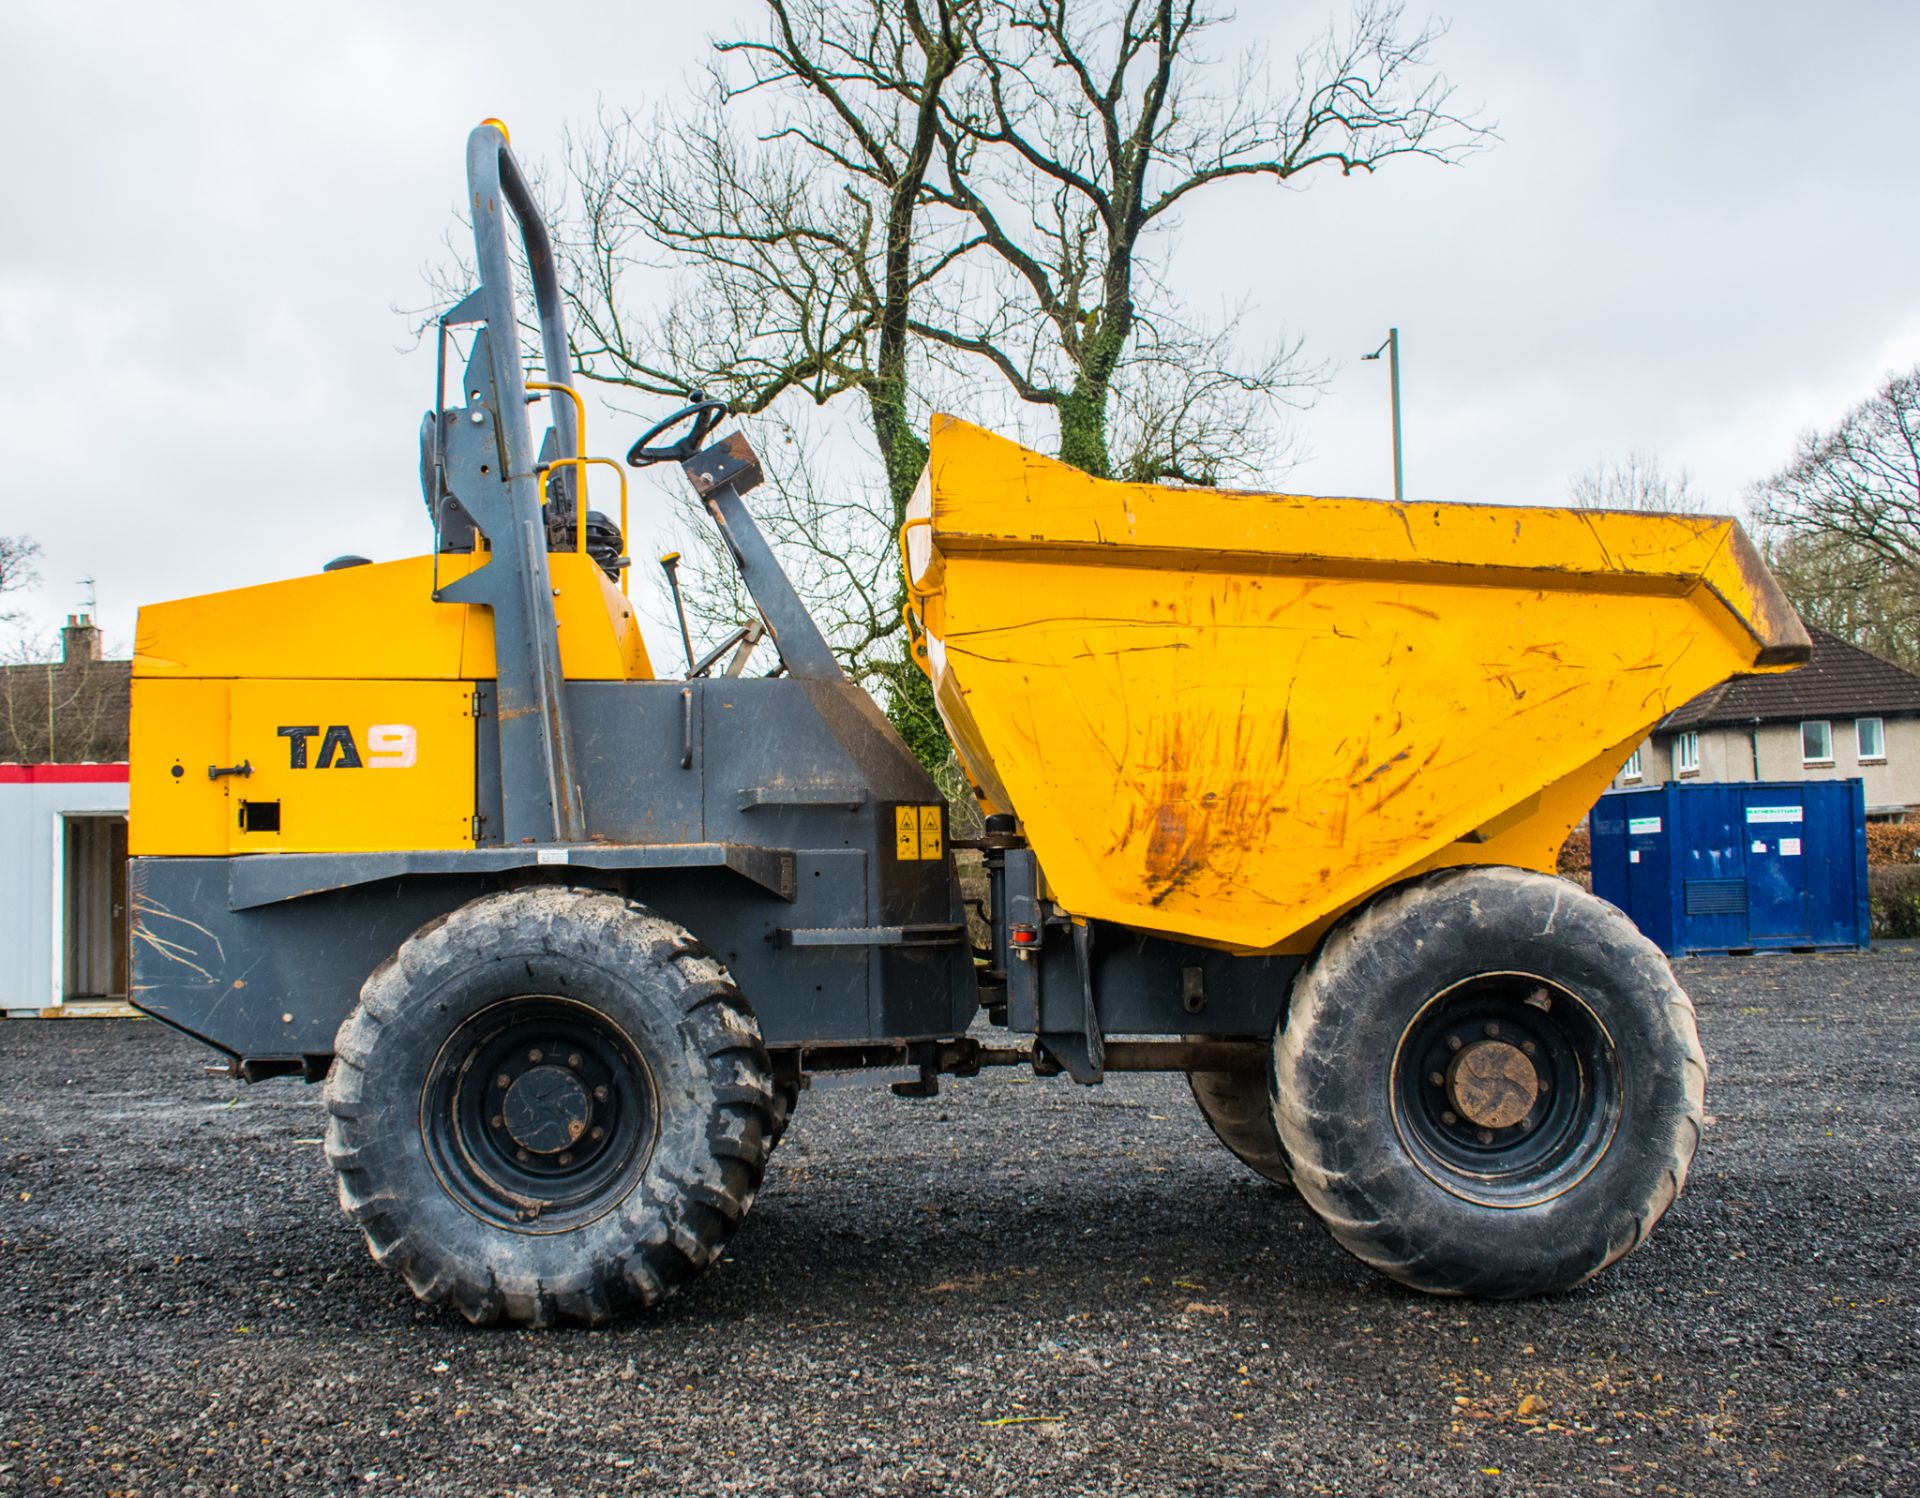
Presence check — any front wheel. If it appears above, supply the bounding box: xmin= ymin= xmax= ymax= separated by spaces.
xmin=324 ymin=887 xmax=775 ymax=1326
xmin=1275 ymin=866 xmax=1705 ymax=1298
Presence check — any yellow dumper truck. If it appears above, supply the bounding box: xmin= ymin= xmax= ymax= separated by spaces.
xmin=126 ymin=125 xmax=1807 ymax=1324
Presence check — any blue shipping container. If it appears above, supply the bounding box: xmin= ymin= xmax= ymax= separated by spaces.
xmin=1588 ymin=779 xmax=1869 ymax=956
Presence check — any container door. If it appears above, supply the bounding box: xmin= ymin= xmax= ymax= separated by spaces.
xmin=1587 ymin=801 xmax=1627 ymax=910
xmin=1742 ymin=789 xmax=1808 ymax=942
xmin=62 ymin=814 xmax=128 ymax=1001
xmin=1623 ymin=806 xmax=1667 ymax=932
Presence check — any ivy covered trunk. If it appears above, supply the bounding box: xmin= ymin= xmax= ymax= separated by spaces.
xmin=1057 ymin=315 xmax=1129 ymax=482
xmin=869 ymin=390 xmax=948 ymax=778
xmin=1056 ymin=382 xmax=1113 ymax=481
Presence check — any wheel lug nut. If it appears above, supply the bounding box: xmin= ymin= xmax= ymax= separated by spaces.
xmin=528 ymin=1048 xmax=543 ymax=1063
xmin=1429 ymin=1071 xmax=1445 ymax=1087
xmin=557 ymin=1152 xmax=573 ymax=1166
xmin=590 ymin=1126 xmax=604 ymax=1141
xmin=594 ymin=1085 xmax=609 ymax=1102
xmin=1521 ymin=1041 xmax=1537 ymax=1056
xmin=1483 ymin=1022 xmax=1500 ymax=1039
xmin=515 ymin=1148 xmax=530 ymax=1163
xmin=1477 ymin=1128 xmax=1494 ymax=1145
xmin=1441 ymin=1110 xmax=1458 ymax=1126
xmin=1446 ymin=1036 xmax=1463 ymax=1053
xmin=497 ymin=1074 xmax=511 ymax=1089
xmin=491 ymin=1114 xmax=505 ymax=1129
xmin=567 ymin=1053 xmax=582 ymax=1069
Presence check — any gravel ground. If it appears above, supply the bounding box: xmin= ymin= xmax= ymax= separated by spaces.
xmin=2 ymin=946 xmax=1916 ymax=1497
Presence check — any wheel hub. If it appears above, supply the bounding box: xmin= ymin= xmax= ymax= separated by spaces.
xmin=1447 ymin=1040 xmax=1539 ymax=1129
xmin=502 ymin=1065 xmax=591 ymax=1154
xmin=423 ymin=996 xmax=657 ymax=1233
xmin=1392 ymin=972 xmax=1622 ymax=1207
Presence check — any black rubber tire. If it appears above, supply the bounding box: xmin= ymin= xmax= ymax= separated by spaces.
xmin=768 ymin=1078 xmax=801 ymax=1151
xmin=323 ymin=887 xmax=774 ymax=1326
xmin=1274 ymin=865 xmax=1706 ymax=1298
xmin=1188 ymin=1064 xmax=1292 ymax=1186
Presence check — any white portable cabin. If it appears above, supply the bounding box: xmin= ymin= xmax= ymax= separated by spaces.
xmin=0 ymin=764 xmax=131 ymax=1016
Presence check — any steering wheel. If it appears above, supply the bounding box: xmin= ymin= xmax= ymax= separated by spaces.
xmin=627 ymin=393 xmax=729 ymax=467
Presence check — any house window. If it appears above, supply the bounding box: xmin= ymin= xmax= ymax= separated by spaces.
xmin=1801 ymin=719 xmax=1833 ymax=765
xmin=1672 ymin=732 xmax=1699 ymax=777
xmin=1621 ymin=747 xmax=1643 ymax=782
xmin=1857 ymin=717 xmax=1886 ymax=762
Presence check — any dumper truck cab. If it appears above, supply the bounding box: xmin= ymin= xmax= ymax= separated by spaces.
xmin=126 ymin=124 xmax=1809 ymax=1324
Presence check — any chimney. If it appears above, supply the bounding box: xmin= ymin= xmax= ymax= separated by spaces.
xmin=61 ymin=614 xmax=101 ymax=664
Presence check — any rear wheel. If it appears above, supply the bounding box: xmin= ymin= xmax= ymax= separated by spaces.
xmin=1187 ymin=1063 xmax=1291 ymax=1186
xmin=1275 ymin=866 xmax=1705 ymax=1298
xmin=324 ymin=887 xmax=774 ymax=1326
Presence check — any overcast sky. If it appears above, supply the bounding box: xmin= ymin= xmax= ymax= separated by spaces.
xmin=2 ymin=0 xmax=1916 ymax=658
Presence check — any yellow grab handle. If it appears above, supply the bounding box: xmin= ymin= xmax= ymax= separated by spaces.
xmin=526 ymin=380 xmax=589 ymax=459
xmin=537 ymin=455 xmax=631 ymax=591
xmin=527 ymin=380 xmax=592 ymax=553
xmin=525 ymin=381 xmax=638 ymax=595
xmin=898 ymin=515 xmax=943 ymax=601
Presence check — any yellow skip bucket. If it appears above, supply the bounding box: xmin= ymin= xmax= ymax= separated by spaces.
xmin=904 ymin=417 xmax=1808 ymax=956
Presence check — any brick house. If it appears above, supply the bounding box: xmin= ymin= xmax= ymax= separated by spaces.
xmin=0 ymin=614 xmax=130 ymax=764
xmin=1609 ymin=627 xmax=1920 ymax=821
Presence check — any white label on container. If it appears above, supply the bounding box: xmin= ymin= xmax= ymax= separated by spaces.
xmin=1628 ymin=816 xmax=1662 ymax=835
xmin=535 ymin=848 xmax=570 ymax=865
xmin=1779 ymin=837 xmax=1802 ymax=856
xmin=1746 ymin=805 xmax=1803 ymax=824
xmin=1751 ymin=840 xmax=1767 ymax=854
xmin=1629 ymin=850 xmax=1640 ymax=864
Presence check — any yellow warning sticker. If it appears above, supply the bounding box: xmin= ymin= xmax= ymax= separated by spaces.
xmin=894 ymin=804 xmax=945 ymax=860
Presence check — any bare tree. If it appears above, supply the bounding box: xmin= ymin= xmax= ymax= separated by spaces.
xmin=1751 ymin=366 xmax=1920 ymax=575
xmin=1762 ymin=528 xmax=1920 ymax=673
xmin=563 ymin=1 xmax=975 ymax=513
xmin=559 ymin=1 xmax=978 ymax=766
xmin=1105 ymin=307 xmax=1309 ymax=484
xmin=0 ymin=533 xmax=41 ymax=631
xmin=555 ymin=0 xmax=1486 ymax=768
xmin=1745 ymin=367 xmax=1920 ymax=671
xmin=922 ymin=0 xmax=1488 ymax=479
xmin=1568 ymin=452 xmax=1702 ymax=513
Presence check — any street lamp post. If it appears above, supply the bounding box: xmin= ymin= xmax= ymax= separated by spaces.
xmin=1362 ymin=328 xmax=1404 ymax=505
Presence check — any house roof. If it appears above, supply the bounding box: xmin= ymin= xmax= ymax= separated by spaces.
xmin=0 ymin=657 xmax=131 ymax=763
xmin=1659 ymin=627 xmax=1920 ymax=731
